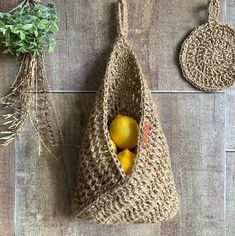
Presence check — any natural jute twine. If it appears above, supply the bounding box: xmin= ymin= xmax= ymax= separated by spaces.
xmin=179 ymin=0 xmax=235 ymax=91
xmin=72 ymin=0 xmax=179 ymax=224
xmin=0 ymin=0 xmax=63 ymax=156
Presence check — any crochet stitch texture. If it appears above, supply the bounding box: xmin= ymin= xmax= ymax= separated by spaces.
xmin=179 ymin=0 xmax=235 ymax=91
xmin=72 ymin=0 xmax=179 ymax=223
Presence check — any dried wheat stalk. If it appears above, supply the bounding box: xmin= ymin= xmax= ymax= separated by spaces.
xmin=0 ymin=53 xmax=63 ymax=157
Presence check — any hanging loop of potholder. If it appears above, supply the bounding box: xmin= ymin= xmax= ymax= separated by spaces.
xmin=208 ymin=0 xmax=219 ymax=24
xmin=179 ymin=0 xmax=235 ymax=91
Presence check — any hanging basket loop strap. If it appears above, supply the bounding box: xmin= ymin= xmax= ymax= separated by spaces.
xmin=208 ymin=0 xmax=219 ymax=24
xmin=117 ymin=0 xmax=128 ymax=38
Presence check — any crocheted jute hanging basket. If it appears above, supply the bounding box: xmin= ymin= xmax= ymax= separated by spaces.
xmin=72 ymin=0 xmax=179 ymax=224
xmin=179 ymin=0 xmax=235 ymax=91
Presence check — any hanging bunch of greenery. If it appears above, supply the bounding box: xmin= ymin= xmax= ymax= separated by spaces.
xmin=0 ymin=0 xmax=58 ymax=56
xmin=0 ymin=0 xmax=62 ymax=156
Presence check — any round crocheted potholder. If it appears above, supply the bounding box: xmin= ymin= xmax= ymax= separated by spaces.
xmin=179 ymin=0 xmax=235 ymax=91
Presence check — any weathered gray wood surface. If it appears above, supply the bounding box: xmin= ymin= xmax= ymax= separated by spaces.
xmin=156 ymin=93 xmax=225 ymax=236
xmin=225 ymin=0 xmax=235 ymax=25
xmin=226 ymin=153 xmax=235 ymax=236
xmin=0 ymin=0 xmax=235 ymax=235
xmin=226 ymin=92 xmax=235 ymax=149
xmin=0 ymin=144 xmax=14 ymax=236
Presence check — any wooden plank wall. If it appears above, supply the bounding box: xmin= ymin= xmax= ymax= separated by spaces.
xmin=0 ymin=0 xmax=234 ymax=235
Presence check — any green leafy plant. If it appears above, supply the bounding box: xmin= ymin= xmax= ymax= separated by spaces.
xmin=0 ymin=0 xmax=59 ymax=56
xmin=0 ymin=0 xmax=62 ymax=157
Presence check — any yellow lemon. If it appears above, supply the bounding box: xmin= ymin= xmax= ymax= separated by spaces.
xmin=110 ymin=139 xmax=117 ymax=153
xmin=117 ymin=149 xmax=136 ymax=175
xmin=110 ymin=115 xmax=139 ymax=149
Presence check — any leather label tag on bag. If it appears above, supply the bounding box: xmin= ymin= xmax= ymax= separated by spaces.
xmin=141 ymin=120 xmax=150 ymax=148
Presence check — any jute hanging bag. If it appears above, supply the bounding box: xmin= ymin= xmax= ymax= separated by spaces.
xmin=73 ymin=0 xmax=179 ymax=224
xmin=179 ymin=0 xmax=235 ymax=91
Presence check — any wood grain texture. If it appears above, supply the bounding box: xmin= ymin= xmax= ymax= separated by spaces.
xmin=0 ymin=52 xmax=17 ymax=98
xmin=226 ymin=92 xmax=235 ymax=149
xmin=0 ymin=77 xmax=15 ymax=236
xmin=46 ymin=0 xmax=116 ymax=91
xmin=225 ymin=0 xmax=235 ymax=26
xmin=226 ymin=152 xmax=235 ymax=236
xmin=44 ymin=0 xmax=224 ymax=91
xmin=0 ymin=144 xmax=14 ymax=236
xmin=14 ymin=93 xmax=225 ymax=235
xmin=154 ymin=93 xmax=226 ymax=236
